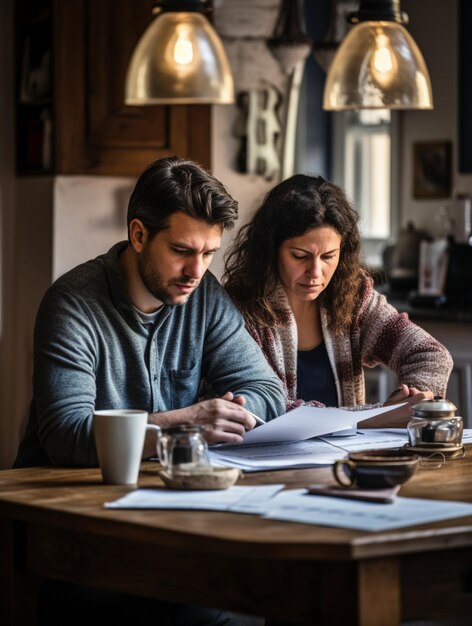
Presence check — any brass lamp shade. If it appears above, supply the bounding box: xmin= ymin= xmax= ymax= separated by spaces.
xmin=323 ymin=20 xmax=433 ymax=111
xmin=125 ymin=10 xmax=234 ymax=105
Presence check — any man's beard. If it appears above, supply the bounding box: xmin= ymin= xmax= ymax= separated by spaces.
xmin=137 ymin=245 xmax=196 ymax=305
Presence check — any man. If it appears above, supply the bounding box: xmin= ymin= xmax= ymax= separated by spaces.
xmin=15 ymin=157 xmax=284 ymax=626
xmin=15 ymin=156 xmax=284 ymax=469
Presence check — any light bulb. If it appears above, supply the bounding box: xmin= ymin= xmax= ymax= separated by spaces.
xmin=374 ymin=35 xmax=393 ymax=74
xmin=174 ymin=32 xmax=193 ymax=65
xmin=371 ymin=31 xmax=397 ymax=87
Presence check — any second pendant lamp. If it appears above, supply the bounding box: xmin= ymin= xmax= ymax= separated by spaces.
xmin=323 ymin=0 xmax=433 ymax=111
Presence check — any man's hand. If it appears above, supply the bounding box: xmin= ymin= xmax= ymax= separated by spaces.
xmin=147 ymin=391 xmax=256 ymax=447
xmin=359 ymin=384 xmax=434 ymax=428
xmin=192 ymin=391 xmax=257 ymax=444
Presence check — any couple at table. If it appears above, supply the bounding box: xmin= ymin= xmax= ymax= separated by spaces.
xmin=14 ymin=156 xmax=452 ymax=625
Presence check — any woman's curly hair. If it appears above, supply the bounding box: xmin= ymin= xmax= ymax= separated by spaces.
xmin=223 ymin=174 xmax=368 ymax=334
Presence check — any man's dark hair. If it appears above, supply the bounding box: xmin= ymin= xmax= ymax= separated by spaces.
xmin=127 ymin=157 xmax=238 ymax=240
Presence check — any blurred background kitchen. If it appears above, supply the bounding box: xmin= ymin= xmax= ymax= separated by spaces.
xmin=0 ymin=0 xmax=471 ymax=469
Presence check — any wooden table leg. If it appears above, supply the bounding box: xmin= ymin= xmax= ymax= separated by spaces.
xmin=357 ymin=557 xmax=401 ymax=626
xmin=0 ymin=517 xmax=14 ymax=626
xmin=0 ymin=518 xmax=39 ymax=626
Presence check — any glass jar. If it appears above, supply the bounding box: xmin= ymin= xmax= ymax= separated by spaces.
xmin=157 ymin=424 xmax=211 ymax=475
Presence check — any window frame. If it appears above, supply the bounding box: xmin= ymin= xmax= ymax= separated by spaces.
xmin=331 ymin=110 xmax=400 ymax=266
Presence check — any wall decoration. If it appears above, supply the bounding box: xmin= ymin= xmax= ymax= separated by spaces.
xmin=215 ymin=0 xmax=310 ymax=181
xmin=413 ymin=141 xmax=452 ymax=199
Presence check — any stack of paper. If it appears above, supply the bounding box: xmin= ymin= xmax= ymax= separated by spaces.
xmin=209 ymin=404 xmax=410 ymax=472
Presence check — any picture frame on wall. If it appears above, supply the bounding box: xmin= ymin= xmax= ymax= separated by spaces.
xmin=413 ymin=141 xmax=452 ymax=199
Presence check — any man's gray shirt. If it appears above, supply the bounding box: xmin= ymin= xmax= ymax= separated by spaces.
xmin=15 ymin=242 xmax=285 ymax=467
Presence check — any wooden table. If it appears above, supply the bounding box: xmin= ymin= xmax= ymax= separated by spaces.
xmin=1 ymin=452 xmax=472 ymax=626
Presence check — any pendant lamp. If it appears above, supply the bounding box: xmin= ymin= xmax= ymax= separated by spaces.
xmin=323 ymin=0 xmax=433 ymax=111
xmin=125 ymin=0 xmax=234 ymax=105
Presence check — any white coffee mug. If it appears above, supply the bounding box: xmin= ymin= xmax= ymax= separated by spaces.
xmin=93 ymin=409 xmax=158 ymax=485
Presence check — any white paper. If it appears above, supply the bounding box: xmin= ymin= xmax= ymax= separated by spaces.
xmin=105 ymin=484 xmax=472 ymax=532
xmin=322 ymin=429 xmax=409 ymax=452
xmin=210 ymin=428 xmax=409 ymax=472
xmin=210 ymin=439 xmax=345 ymax=472
xmin=264 ymin=489 xmax=472 ymax=531
xmin=462 ymin=429 xmax=472 ymax=443
xmin=241 ymin=404 xmax=405 ymax=445
xmin=105 ymin=484 xmax=284 ymax=514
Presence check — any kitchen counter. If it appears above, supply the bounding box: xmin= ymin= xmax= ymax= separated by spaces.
xmin=373 ymin=286 xmax=472 ymax=428
xmin=379 ymin=287 xmax=472 ymax=324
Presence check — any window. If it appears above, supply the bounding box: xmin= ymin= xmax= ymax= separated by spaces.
xmin=332 ymin=109 xmax=398 ymax=251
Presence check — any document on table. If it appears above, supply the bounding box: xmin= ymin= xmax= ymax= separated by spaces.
xmin=263 ymin=489 xmax=472 ymax=531
xmin=105 ymin=484 xmax=284 ymax=514
xmin=322 ymin=428 xmax=409 ymax=452
xmin=210 ymin=439 xmax=346 ymax=472
xmin=463 ymin=429 xmax=472 ymax=443
xmin=210 ymin=428 xmax=409 ymax=472
xmin=241 ymin=404 xmax=405 ymax=445
xmin=105 ymin=484 xmax=472 ymax=532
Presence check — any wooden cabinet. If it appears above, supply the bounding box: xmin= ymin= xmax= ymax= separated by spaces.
xmin=15 ymin=0 xmax=211 ymax=176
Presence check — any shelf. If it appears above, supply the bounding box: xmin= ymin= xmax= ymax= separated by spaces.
xmin=15 ymin=0 xmax=53 ymax=175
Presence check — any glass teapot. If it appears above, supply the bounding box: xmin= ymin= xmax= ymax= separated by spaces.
xmin=156 ymin=424 xmax=211 ymax=475
xmin=407 ymin=397 xmax=463 ymax=450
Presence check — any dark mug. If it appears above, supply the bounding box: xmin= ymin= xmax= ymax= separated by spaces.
xmin=333 ymin=449 xmax=419 ymax=489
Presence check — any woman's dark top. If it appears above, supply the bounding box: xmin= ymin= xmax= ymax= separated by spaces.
xmin=297 ymin=342 xmax=338 ymax=407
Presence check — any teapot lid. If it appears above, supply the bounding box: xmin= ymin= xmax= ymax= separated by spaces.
xmin=160 ymin=424 xmax=205 ymax=434
xmin=412 ymin=397 xmax=457 ymax=418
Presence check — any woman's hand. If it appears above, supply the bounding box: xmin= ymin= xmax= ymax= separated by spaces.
xmin=358 ymin=384 xmax=434 ymax=428
xmin=385 ymin=383 xmax=434 ymax=407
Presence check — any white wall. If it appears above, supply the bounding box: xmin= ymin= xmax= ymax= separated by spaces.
xmin=53 ymin=176 xmax=133 ymax=279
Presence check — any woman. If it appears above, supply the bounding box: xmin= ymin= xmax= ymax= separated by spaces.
xmin=224 ymin=174 xmax=453 ymax=427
